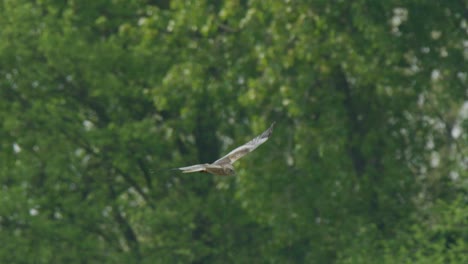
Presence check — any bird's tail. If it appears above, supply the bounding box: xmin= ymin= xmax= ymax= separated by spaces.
xmin=177 ymin=164 xmax=208 ymax=173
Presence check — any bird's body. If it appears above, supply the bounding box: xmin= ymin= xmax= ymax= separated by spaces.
xmin=177 ymin=122 xmax=275 ymax=176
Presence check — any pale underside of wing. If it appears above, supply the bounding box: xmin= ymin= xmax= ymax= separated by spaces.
xmin=213 ymin=122 xmax=275 ymax=165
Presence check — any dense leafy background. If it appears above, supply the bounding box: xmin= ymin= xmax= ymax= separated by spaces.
xmin=1 ymin=0 xmax=467 ymax=263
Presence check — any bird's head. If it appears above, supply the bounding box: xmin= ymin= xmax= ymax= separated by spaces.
xmin=224 ymin=165 xmax=236 ymax=176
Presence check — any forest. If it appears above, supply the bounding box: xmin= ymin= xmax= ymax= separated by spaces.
xmin=0 ymin=0 xmax=467 ymax=263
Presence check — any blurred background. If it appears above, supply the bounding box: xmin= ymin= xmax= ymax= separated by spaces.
xmin=0 ymin=0 xmax=467 ymax=263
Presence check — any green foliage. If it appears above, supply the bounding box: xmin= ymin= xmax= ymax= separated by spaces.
xmin=338 ymin=197 xmax=468 ymax=264
xmin=1 ymin=0 xmax=466 ymax=263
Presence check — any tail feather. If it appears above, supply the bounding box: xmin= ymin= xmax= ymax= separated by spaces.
xmin=178 ymin=164 xmax=207 ymax=173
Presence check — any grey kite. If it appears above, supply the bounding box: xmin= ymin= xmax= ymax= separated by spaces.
xmin=177 ymin=122 xmax=275 ymax=176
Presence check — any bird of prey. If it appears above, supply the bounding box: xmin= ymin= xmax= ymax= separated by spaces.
xmin=177 ymin=122 xmax=275 ymax=176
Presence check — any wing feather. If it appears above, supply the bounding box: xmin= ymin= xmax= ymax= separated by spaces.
xmin=214 ymin=122 xmax=275 ymax=165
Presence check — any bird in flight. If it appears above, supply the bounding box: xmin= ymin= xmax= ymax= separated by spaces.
xmin=177 ymin=122 xmax=275 ymax=176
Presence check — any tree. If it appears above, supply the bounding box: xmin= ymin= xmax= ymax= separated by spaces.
xmin=0 ymin=0 xmax=466 ymax=263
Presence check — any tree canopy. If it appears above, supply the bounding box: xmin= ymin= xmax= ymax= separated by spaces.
xmin=1 ymin=0 xmax=467 ymax=263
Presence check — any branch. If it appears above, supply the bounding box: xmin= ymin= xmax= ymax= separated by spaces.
xmin=108 ymin=184 xmax=141 ymax=260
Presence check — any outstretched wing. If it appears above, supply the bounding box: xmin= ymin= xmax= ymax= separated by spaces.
xmin=177 ymin=164 xmax=208 ymax=173
xmin=213 ymin=122 xmax=275 ymax=165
